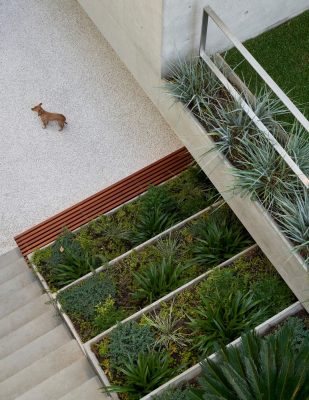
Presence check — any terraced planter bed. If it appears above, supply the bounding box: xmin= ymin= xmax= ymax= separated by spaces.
xmin=88 ymin=249 xmax=295 ymax=400
xmin=161 ymin=56 xmax=309 ymax=310
xmin=149 ymin=305 xmax=309 ymax=400
xmin=31 ymin=166 xmax=218 ymax=291
xmin=57 ymin=205 xmax=252 ymax=342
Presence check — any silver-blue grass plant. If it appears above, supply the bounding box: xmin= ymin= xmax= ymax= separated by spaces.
xmin=165 ymin=57 xmax=309 ymax=264
xmin=164 ymin=57 xmax=224 ymax=118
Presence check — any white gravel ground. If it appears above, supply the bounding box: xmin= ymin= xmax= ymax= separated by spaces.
xmin=0 ymin=0 xmax=181 ymax=254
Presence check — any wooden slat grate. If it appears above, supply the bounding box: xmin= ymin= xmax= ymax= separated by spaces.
xmin=15 ymin=147 xmax=193 ymax=257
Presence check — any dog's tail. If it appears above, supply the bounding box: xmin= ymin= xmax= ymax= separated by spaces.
xmin=64 ymin=121 xmax=68 ymax=124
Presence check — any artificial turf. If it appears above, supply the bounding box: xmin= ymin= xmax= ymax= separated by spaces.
xmin=224 ymin=10 xmax=309 ymax=118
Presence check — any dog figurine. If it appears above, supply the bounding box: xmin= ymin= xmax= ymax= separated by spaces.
xmin=31 ymin=103 xmax=67 ymax=131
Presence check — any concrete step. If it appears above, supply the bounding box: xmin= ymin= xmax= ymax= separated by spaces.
xmin=0 ymin=293 xmax=50 ymax=339
xmin=58 ymin=376 xmax=108 ymax=400
xmin=15 ymin=358 xmax=95 ymax=400
xmin=0 ymin=248 xmax=22 ymax=269
xmin=0 ymin=340 xmax=83 ymax=399
xmin=0 ymin=308 xmax=61 ymax=359
xmin=0 ymin=323 xmax=72 ymax=382
xmin=0 ymin=269 xmax=36 ymax=299
xmin=0 ymin=257 xmax=28 ymax=285
xmin=0 ymin=280 xmax=42 ymax=319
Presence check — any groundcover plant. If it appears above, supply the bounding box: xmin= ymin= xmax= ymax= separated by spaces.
xmin=94 ymin=250 xmax=295 ymax=399
xmin=57 ymin=206 xmax=252 ymax=341
xmin=165 ymin=58 xmax=309 ymax=265
xmin=32 ymin=166 xmax=218 ymax=290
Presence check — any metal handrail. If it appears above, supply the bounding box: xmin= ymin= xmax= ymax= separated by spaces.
xmin=199 ymin=6 xmax=309 ymax=189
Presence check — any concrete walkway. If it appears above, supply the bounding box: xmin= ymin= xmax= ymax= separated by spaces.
xmin=0 ymin=0 xmax=181 ymax=254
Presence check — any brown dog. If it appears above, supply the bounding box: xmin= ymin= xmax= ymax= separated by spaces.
xmin=31 ymin=103 xmax=67 ymax=131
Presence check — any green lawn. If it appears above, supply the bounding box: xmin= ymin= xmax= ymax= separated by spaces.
xmin=225 ymin=10 xmax=309 ymax=118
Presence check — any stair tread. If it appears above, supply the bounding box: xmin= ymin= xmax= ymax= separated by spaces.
xmin=0 ymin=340 xmax=83 ymax=399
xmin=58 ymin=376 xmax=108 ymax=400
xmin=0 ymin=258 xmax=29 ymax=285
xmin=15 ymin=358 xmax=95 ymax=400
xmin=0 ymin=293 xmax=50 ymax=339
xmin=0 ymin=323 xmax=72 ymax=382
xmin=0 ymin=269 xmax=36 ymax=299
xmin=0 ymin=248 xmax=22 ymax=269
xmin=0 ymin=308 xmax=61 ymax=359
xmin=0 ymin=280 xmax=42 ymax=319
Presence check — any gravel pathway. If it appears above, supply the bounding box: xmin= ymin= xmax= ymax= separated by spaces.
xmin=0 ymin=0 xmax=181 ymax=254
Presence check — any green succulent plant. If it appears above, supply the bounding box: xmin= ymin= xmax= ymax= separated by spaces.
xmin=189 ymin=289 xmax=268 ymax=355
xmin=189 ymin=208 xmax=252 ymax=268
xmin=133 ymin=257 xmax=187 ymax=303
xmin=189 ymin=322 xmax=309 ymax=399
xmin=104 ymin=351 xmax=173 ymax=400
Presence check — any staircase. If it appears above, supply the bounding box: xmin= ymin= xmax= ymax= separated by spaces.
xmin=0 ymin=248 xmax=107 ymax=400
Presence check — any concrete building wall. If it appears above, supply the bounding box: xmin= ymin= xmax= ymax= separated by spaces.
xmin=162 ymin=0 xmax=309 ymax=75
xmin=78 ymin=0 xmax=309 ymax=87
xmin=77 ymin=0 xmax=163 ymax=100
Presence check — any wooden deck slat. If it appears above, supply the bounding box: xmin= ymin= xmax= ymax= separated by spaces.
xmin=15 ymin=147 xmax=193 ymax=256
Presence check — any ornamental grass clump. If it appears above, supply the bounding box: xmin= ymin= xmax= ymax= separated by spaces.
xmin=165 ymin=57 xmax=309 ymax=265
xmin=164 ymin=58 xmax=223 ymax=116
xmin=275 ymin=189 xmax=309 ymax=263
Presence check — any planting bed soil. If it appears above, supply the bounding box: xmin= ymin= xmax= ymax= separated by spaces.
xmin=92 ymin=249 xmax=295 ymax=399
xmin=32 ymin=166 xmax=218 ymax=290
xmin=57 ymin=205 xmax=252 ymax=341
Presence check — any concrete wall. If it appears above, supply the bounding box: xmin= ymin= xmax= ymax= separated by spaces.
xmin=162 ymin=0 xmax=309 ymax=75
xmin=77 ymin=0 xmax=309 ymax=88
xmin=77 ymin=0 xmax=163 ymax=100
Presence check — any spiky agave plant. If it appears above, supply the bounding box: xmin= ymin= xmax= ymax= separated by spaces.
xmin=133 ymin=257 xmax=187 ymax=303
xmin=104 ymin=352 xmax=173 ymax=399
xmin=164 ymin=57 xmax=223 ymax=116
xmin=188 ymin=289 xmax=268 ymax=356
xmin=189 ymin=208 xmax=252 ymax=268
xmin=189 ymin=322 xmax=309 ymax=400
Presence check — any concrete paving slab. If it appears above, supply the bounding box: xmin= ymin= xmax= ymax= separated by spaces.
xmin=0 ymin=0 xmax=181 ymax=255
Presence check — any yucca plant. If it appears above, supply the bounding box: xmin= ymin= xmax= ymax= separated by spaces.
xmin=143 ymin=302 xmax=188 ymax=349
xmin=133 ymin=257 xmax=186 ymax=303
xmin=189 ymin=323 xmax=309 ymax=399
xmin=189 ymin=289 xmax=268 ymax=356
xmin=164 ymin=57 xmax=223 ymax=116
xmin=189 ymin=209 xmax=252 ymax=268
xmin=51 ymin=247 xmax=106 ymax=287
xmin=104 ymin=351 xmax=173 ymax=399
xmin=130 ymin=205 xmax=178 ymax=245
